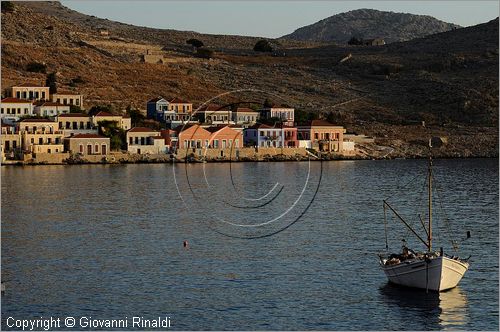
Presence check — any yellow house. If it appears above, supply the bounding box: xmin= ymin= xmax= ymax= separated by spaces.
xmin=64 ymin=134 xmax=110 ymax=155
xmin=126 ymin=127 xmax=167 ymax=154
xmin=92 ymin=111 xmax=131 ymax=130
xmin=19 ymin=119 xmax=65 ymax=154
xmin=11 ymin=84 xmax=50 ymax=101
xmin=56 ymin=113 xmax=93 ymax=131
xmin=52 ymin=91 xmax=84 ymax=109
xmin=1 ymin=123 xmax=22 ymax=161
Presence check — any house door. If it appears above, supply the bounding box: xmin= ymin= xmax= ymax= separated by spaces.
xmin=102 ymin=144 xmax=107 ymax=155
xmin=87 ymin=145 xmax=92 ymax=155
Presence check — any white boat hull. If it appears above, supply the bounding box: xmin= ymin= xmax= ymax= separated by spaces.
xmin=382 ymin=256 xmax=469 ymax=292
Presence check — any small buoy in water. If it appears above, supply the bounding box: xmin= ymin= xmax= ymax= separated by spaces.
xmin=183 ymin=240 xmax=189 ymax=248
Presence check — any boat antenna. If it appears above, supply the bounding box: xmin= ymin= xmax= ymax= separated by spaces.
xmin=428 ymin=138 xmax=433 ymax=252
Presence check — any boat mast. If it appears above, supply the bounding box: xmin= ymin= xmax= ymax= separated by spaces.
xmin=428 ymin=151 xmax=433 ymax=252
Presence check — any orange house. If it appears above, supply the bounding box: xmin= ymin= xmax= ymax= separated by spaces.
xmin=177 ymin=124 xmax=212 ymax=149
xmin=206 ymin=125 xmax=243 ymax=149
xmin=176 ymin=124 xmax=243 ymax=150
xmin=297 ymin=120 xmax=345 ymax=152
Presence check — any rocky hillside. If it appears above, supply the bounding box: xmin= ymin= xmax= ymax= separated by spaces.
xmin=282 ymin=9 xmax=461 ymax=44
xmin=1 ymin=1 xmax=498 ymax=158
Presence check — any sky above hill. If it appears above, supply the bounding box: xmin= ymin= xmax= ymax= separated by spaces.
xmin=61 ymin=0 xmax=499 ymax=38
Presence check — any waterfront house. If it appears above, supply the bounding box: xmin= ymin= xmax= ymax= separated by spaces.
xmin=19 ymin=119 xmax=65 ymax=154
xmin=232 ymin=107 xmax=259 ymax=127
xmin=11 ymin=84 xmax=50 ymax=101
xmin=51 ymin=90 xmax=84 ymax=109
xmin=275 ymin=123 xmax=298 ymax=148
xmin=160 ymin=129 xmax=178 ymax=150
xmin=147 ymin=97 xmax=193 ymax=124
xmin=206 ymin=125 xmax=243 ymax=149
xmin=244 ymin=123 xmax=284 ymax=148
xmin=0 ymin=98 xmax=35 ymax=124
xmin=126 ymin=127 xmax=167 ymax=154
xmin=34 ymin=101 xmax=70 ymax=117
xmin=176 ymin=124 xmax=212 ymax=149
xmin=259 ymin=105 xmax=295 ymax=126
xmin=196 ymin=104 xmax=234 ymax=125
xmin=1 ymin=122 xmax=22 ymax=161
xmin=297 ymin=120 xmax=345 ymax=152
xmin=56 ymin=113 xmax=97 ymax=136
xmin=64 ymin=134 xmax=110 ymax=155
xmin=92 ymin=111 xmax=131 ymax=130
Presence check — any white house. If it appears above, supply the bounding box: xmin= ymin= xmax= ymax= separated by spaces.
xmin=259 ymin=106 xmax=294 ymax=126
xmin=243 ymin=123 xmax=284 ymax=148
xmin=34 ymin=102 xmax=70 ymax=117
xmin=0 ymin=98 xmax=35 ymax=124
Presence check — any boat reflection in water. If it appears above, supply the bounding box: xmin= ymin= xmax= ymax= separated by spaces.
xmin=380 ymin=283 xmax=469 ymax=330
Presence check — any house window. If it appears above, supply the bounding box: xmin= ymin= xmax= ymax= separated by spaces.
xmin=213 ymin=140 xmax=219 ymax=148
xmin=47 ymin=149 xmax=51 ymax=153
xmin=95 ymin=144 xmax=99 ymax=153
xmin=204 ymin=140 xmax=209 ymax=147
xmin=47 ymin=138 xmax=52 ymax=144
xmin=184 ymin=140 xmax=188 ymax=148
xmin=135 ymin=137 xmax=139 ymax=144
xmin=31 ymin=138 xmax=34 ymax=144
xmin=0 ymin=108 xmax=3 ymax=114
xmin=79 ymin=144 xmax=83 ymax=153
xmin=35 ymin=92 xmax=39 ymax=99
xmin=16 ymin=92 xmax=20 ymax=98
xmin=235 ymin=139 xmax=239 ymax=147
xmin=42 ymin=92 xmax=46 ymax=99
xmin=55 ymin=148 xmax=59 ymax=152
xmin=129 ymin=137 xmax=133 ymax=144
xmin=38 ymin=138 xmax=43 ymax=144
xmin=229 ymin=139 xmax=233 ymax=147
xmin=80 ymin=122 xmax=84 ymax=129
xmin=63 ymin=98 xmax=67 ymax=105
xmin=76 ymin=99 xmax=80 ymax=106
xmin=222 ymin=140 xmax=227 ymax=148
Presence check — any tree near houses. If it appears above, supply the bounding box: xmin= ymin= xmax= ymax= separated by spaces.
xmin=98 ymin=120 xmax=126 ymax=151
xmin=46 ymin=72 xmax=57 ymax=94
xmin=254 ymin=40 xmax=273 ymax=52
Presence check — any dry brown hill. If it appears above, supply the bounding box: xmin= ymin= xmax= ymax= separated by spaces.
xmin=1 ymin=1 xmax=498 ymax=157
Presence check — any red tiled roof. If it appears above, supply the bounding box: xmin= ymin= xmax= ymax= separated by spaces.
xmin=306 ymin=120 xmax=342 ymax=127
xmin=68 ymin=134 xmax=107 ymax=139
xmin=197 ymin=104 xmax=229 ymax=113
xmin=94 ymin=111 xmax=116 ymax=117
xmin=168 ymin=97 xmax=189 ymax=104
xmin=128 ymin=127 xmax=158 ymax=133
xmin=2 ymin=97 xmax=35 ymax=104
xmin=57 ymin=113 xmax=88 ymax=117
xmin=36 ymin=101 xmax=68 ymax=107
xmin=248 ymin=123 xmax=272 ymax=129
xmin=234 ymin=107 xmax=258 ymax=113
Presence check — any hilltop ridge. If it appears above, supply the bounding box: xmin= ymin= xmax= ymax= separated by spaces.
xmin=282 ymin=8 xmax=461 ymax=43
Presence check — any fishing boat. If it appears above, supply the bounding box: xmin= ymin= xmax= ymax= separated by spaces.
xmin=379 ymin=152 xmax=470 ymax=292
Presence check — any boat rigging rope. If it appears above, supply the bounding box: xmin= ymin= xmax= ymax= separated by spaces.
xmin=432 ymin=177 xmax=459 ymax=253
